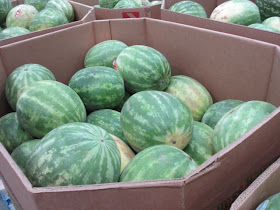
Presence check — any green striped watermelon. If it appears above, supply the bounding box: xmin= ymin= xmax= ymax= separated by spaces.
xmin=5 ymin=63 xmax=55 ymax=111
xmin=114 ymin=0 xmax=149 ymax=8
xmin=210 ymin=0 xmax=261 ymax=26
xmin=100 ymin=0 xmax=121 ymax=8
xmin=69 ymin=67 xmax=125 ymax=111
xmin=262 ymin=17 xmax=280 ymax=33
xmin=46 ymin=0 xmax=75 ymax=22
xmin=121 ymin=90 xmax=193 ymax=153
xmin=116 ymin=45 xmax=171 ymax=93
xmin=16 ymin=80 xmax=87 ymax=138
xmin=0 ymin=27 xmax=30 ymax=40
xmin=256 ymin=0 xmax=280 ymax=21
xmin=120 ymin=145 xmax=198 ymax=182
xmin=114 ymin=91 xmax=130 ymax=112
xmin=29 ymin=8 xmax=68 ymax=32
xmin=11 ymin=139 xmax=40 ymax=173
xmin=110 ymin=134 xmax=135 ymax=172
xmin=0 ymin=0 xmax=12 ymax=25
xmin=165 ymin=75 xmax=213 ymax=121
xmin=25 ymin=123 xmax=121 ymax=187
xmin=87 ymin=109 xmax=128 ymax=144
xmin=148 ymin=1 xmax=162 ymax=6
xmin=201 ymin=99 xmax=244 ymax=129
xmin=248 ymin=23 xmax=279 ymax=32
xmin=169 ymin=1 xmax=207 ymax=18
xmin=256 ymin=192 xmax=280 ymax=210
xmin=24 ymin=0 xmax=48 ymax=11
xmin=213 ymin=101 xmax=276 ymax=153
xmin=84 ymin=40 xmax=128 ymax=69
xmin=183 ymin=122 xmax=214 ymax=165
xmin=0 ymin=112 xmax=33 ymax=153
xmin=6 ymin=4 xmax=38 ymax=29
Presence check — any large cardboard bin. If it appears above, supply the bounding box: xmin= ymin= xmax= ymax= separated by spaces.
xmin=230 ymin=157 xmax=280 ymax=210
xmin=161 ymin=0 xmax=280 ymax=47
xmin=0 ymin=0 xmax=95 ymax=47
xmin=1 ymin=18 xmax=280 ymax=209
xmin=71 ymin=0 xmax=161 ymax=19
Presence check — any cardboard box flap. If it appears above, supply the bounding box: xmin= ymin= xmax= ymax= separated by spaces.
xmin=0 ymin=55 xmax=10 ymax=117
xmin=69 ymin=0 xmax=94 ymax=21
xmin=230 ymin=158 xmax=280 ymax=210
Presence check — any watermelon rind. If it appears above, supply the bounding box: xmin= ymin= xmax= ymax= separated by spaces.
xmin=11 ymin=139 xmax=40 ymax=173
xmin=248 ymin=23 xmax=279 ymax=33
xmin=169 ymin=1 xmax=207 ymax=18
xmin=29 ymin=8 xmax=68 ymax=32
xmin=25 ymin=122 xmax=121 ymax=187
xmin=100 ymin=0 xmax=121 ymax=8
xmin=45 ymin=0 xmax=75 ymax=22
xmin=16 ymin=80 xmax=87 ymax=138
xmin=0 ymin=26 xmax=30 ymax=40
xmin=24 ymin=0 xmax=48 ymax=11
xmin=210 ymin=0 xmax=261 ymax=26
xmin=6 ymin=4 xmax=38 ymax=29
xmin=262 ymin=17 xmax=280 ymax=33
xmin=0 ymin=112 xmax=33 ymax=153
xmin=120 ymin=145 xmax=198 ymax=182
xmin=114 ymin=91 xmax=130 ymax=112
xmin=5 ymin=63 xmax=56 ymax=111
xmin=213 ymin=101 xmax=276 ymax=153
xmin=84 ymin=40 xmax=128 ymax=68
xmin=116 ymin=45 xmax=171 ymax=93
xmin=121 ymin=90 xmax=193 ymax=153
xmin=256 ymin=192 xmax=280 ymax=210
xmin=69 ymin=66 xmax=125 ymax=111
xmin=148 ymin=1 xmax=162 ymax=6
xmin=114 ymin=0 xmax=149 ymax=9
xmin=255 ymin=0 xmax=280 ymax=21
xmin=0 ymin=0 xmax=12 ymax=25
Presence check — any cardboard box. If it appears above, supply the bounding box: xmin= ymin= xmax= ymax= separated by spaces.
xmin=230 ymin=158 xmax=280 ymax=210
xmin=1 ymin=18 xmax=280 ymax=209
xmin=0 ymin=0 xmax=95 ymax=47
xmin=72 ymin=0 xmax=161 ymax=19
xmin=161 ymin=0 xmax=280 ymax=46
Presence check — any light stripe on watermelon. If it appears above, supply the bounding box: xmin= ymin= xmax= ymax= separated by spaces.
xmin=25 ymin=122 xmax=121 ymax=186
xmin=45 ymin=0 xmax=75 ymax=22
xmin=262 ymin=17 xmax=280 ymax=33
xmin=0 ymin=27 xmax=30 ymax=40
xmin=169 ymin=1 xmax=207 ymax=18
xmin=121 ymin=90 xmax=193 ymax=153
xmin=120 ymin=145 xmax=198 ymax=182
xmin=0 ymin=0 xmax=12 ymax=25
xmin=5 ymin=63 xmax=55 ymax=111
xmin=16 ymin=80 xmax=87 ymax=138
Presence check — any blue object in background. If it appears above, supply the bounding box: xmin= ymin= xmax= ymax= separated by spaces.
xmin=0 ymin=177 xmax=15 ymax=210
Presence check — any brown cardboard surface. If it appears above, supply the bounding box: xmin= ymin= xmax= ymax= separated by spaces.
xmin=161 ymin=0 xmax=280 ymax=47
xmin=1 ymin=18 xmax=280 ymax=209
xmin=0 ymin=1 xmax=95 ymax=47
xmin=230 ymin=158 xmax=280 ymax=210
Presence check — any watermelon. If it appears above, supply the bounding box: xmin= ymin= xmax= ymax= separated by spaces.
xmin=256 ymin=192 xmax=280 ymax=210
xmin=11 ymin=139 xmax=40 ymax=173
xmin=148 ymin=1 xmax=162 ymax=6
xmin=262 ymin=17 xmax=280 ymax=33
xmin=24 ymin=0 xmax=48 ymax=11
xmin=248 ymin=23 xmax=279 ymax=33
xmin=213 ymin=101 xmax=276 ymax=153
xmin=114 ymin=0 xmax=149 ymax=9
xmin=0 ymin=112 xmax=33 ymax=153
xmin=120 ymin=145 xmax=198 ymax=182
xmin=25 ymin=123 xmax=121 ymax=187
xmin=84 ymin=40 xmax=128 ymax=69
xmin=183 ymin=121 xmax=214 ymax=165
xmin=201 ymin=99 xmax=244 ymax=129
xmin=110 ymin=134 xmax=135 ymax=172
xmin=100 ymin=0 xmax=121 ymax=8
xmin=256 ymin=0 xmax=280 ymax=21
xmin=45 ymin=0 xmax=75 ymax=22
xmin=169 ymin=1 xmax=207 ymax=18
xmin=87 ymin=109 xmax=128 ymax=144
xmin=0 ymin=26 xmax=1 ymax=32
xmin=210 ymin=0 xmax=261 ymax=26
xmin=0 ymin=0 xmax=12 ymax=25
xmin=6 ymin=4 xmax=38 ymax=29
xmin=69 ymin=67 xmax=125 ymax=111
xmin=116 ymin=45 xmax=171 ymax=93
xmin=121 ymin=90 xmax=193 ymax=153
xmin=94 ymin=5 xmax=101 ymax=8
xmin=165 ymin=75 xmax=213 ymax=121
xmin=16 ymin=80 xmax=87 ymax=138
xmin=5 ymin=63 xmax=55 ymax=111
xmin=114 ymin=91 xmax=131 ymax=112
xmin=0 ymin=27 xmax=30 ymax=40
xmin=29 ymin=8 xmax=68 ymax=32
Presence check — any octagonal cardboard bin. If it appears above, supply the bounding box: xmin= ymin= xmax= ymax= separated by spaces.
xmin=1 ymin=18 xmax=280 ymax=209
xmin=161 ymin=0 xmax=280 ymax=47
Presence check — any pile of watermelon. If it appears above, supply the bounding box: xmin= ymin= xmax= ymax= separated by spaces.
xmin=0 ymin=40 xmax=276 ymax=187
xmin=169 ymin=0 xmax=280 ymax=33
xmin=94 ymin=0 xmax=162 ymax=9
xmin=0 ymin=0 xmax=75 ymax=40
